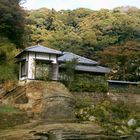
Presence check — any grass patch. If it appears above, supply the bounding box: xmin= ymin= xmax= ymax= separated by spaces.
xmin=0 ymin=104 xmax=21 ymax=114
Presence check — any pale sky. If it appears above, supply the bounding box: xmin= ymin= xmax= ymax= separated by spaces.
xmin=23 ymin=0 xmax=140 ymax=11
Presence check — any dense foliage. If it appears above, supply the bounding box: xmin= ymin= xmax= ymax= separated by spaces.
xmin=59 ymin=60 xmax=108 ymax=92
xmin=0 ymin=0 xmax=26 ymax=47
xmin=62 ymin=73 xmax=108 ymax=93
xmin=0 ymin=0 xmax=25 ymax=84
xmin=26 ymin=7 xmax=140 ymax=81
xmin=0 ymin=38 xmax=18 ymax=83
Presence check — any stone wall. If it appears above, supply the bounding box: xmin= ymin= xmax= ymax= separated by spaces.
xmin=108 ymin=92 xmax=140 ymax=105
xmin=72 ymin=92 xmax=106 ymax=104
xmin=72 ymin=92 xmax=140 ymax=105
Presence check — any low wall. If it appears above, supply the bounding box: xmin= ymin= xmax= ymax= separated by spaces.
xmin=72 ymin=92 xmax=106 ymax=104
xmin=108 ymin=92 xmax=140 ymax=105
xmin=72 ymin=92 xmax=140 ymax=105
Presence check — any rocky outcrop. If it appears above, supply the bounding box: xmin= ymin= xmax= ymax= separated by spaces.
xmin=0 ymin=112 xmax=29 ymax=129
xmin=0 ymin=122 xmax=105 ymax=140
xmin=1 ymin=81 xmax=76 ymax=121
xmin=0 ymin=122 xmax=140 ymax=140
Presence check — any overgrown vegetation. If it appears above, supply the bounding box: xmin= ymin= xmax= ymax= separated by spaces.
xmin=60 ymin=59 xmax=108 ymax=92
xmin=59 ymin=59 xmax=77 ymax=89
xmin=69 ymin=74 xmax=108 ymax=92
xmin=75 ymin=99 xmax=140 ymax=135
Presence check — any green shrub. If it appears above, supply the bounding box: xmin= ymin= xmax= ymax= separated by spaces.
xmin=69 ymin=74 xmax=108 ymax=93
xmin=59 ymin=58 xmax=108 ymax=93
xmin=75 ymin=97 xmax=93 ymax=108
xmin=0 ymin=104 xmax=21 ymax=114
xmin=0 ymin=38 xmax=18 ymax=83
xmin=59 ymin=59 xmax=77 ymax=88
xmin=0 ymin=63 xmax=17 ymax=83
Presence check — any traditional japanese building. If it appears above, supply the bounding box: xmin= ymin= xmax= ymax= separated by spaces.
xmin=16 ymin=45 xmax=62 ymax=81
xmin=58 ymin=52 xmax=110 ymax=75
xmin=16 ymin=45 xmax=110 ymax=81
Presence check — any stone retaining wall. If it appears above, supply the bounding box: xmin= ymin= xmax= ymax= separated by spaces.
xmin=72 ymin=92 xmax=140 ymax=105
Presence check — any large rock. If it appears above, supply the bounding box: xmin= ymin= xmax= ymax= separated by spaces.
xmin=0 ymin=122 xmax=105 ymax=140
xmin=2 ymin=81 xmax=76 ymax=122
xmin=127 ymin=119 xmax=136 ymax=127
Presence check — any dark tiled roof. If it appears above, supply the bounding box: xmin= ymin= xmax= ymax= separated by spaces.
xmin=75 ymin=65 xmax=110 ymax=74
xmin=58 ymin=52 xmax=98 ymax=65
xmin=16 ymin=45 xmax=62 ymax=57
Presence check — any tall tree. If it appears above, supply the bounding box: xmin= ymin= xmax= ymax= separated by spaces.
xmin=0 ymin=0 xmax=26 ymax=83
xmin=100 ymin=41 xmax=140 ymax=81
xmin=0 ymin=0 xmax=26 ymax=47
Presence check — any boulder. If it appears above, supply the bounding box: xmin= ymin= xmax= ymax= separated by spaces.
xmin=88 ymin=116 xmax=96 ymax=122
xmin=5 ymin=81 xmax=76 ymax=122
xmin=127 ymin=119 xmax=136 ymax=127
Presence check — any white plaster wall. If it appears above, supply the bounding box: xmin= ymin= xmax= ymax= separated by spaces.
xmin=28 ymin=52 xmax=35 ymax=79
xmin=27 ymin=52 xmax=57 ymax=80
xmin=36 ymin=53 xmax=49 ymax=60
xmin=36 ymin=53 xmax=57 ymax=63
xmin=19 ymin=52 xmax=58 ymax=80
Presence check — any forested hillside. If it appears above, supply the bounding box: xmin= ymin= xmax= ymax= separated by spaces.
xmin=0 ymin=0 xmax=25 ymax=84
xmin=26 ymin=7 xmax=140 ymax=81
xmin=0 ymin=3 xmax=140 ymax=83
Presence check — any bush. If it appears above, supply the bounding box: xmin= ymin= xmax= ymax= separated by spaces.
xmin=0 ymin=63 xmax=17 ymax=83
xmin=0 ymin=38 xmax=18 ymax=83
xmin=69 ymin=74 xmax=108 ymax=93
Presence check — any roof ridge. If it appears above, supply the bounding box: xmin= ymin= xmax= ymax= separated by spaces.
xmin=25 ymin=45 xmax=38 ymax=50
xmin=38 ymin=45 xmax=62 ymax=52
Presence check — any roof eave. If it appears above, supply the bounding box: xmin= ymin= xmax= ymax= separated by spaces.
xmin=15 ymin=50 xmax=62 ymax=58
xmin=75 ymin=69 xmax=110 ymax=74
